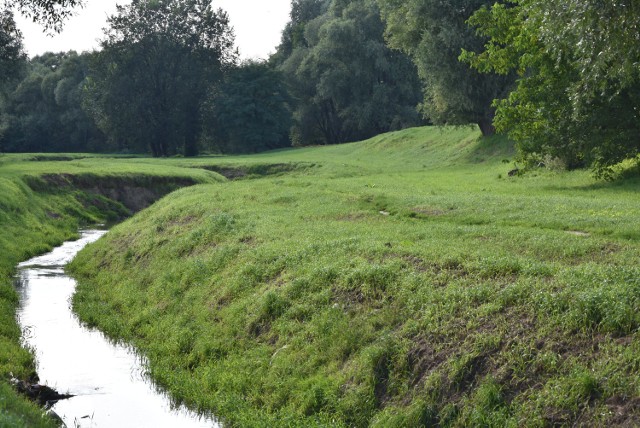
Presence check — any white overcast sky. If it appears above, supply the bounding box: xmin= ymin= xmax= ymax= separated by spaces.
xmin=14 ymin=0 xmax=292 ymax=60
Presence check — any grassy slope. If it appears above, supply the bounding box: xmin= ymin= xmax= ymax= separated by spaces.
xmin=0 ymin=155 xmax=222 ymax=427
xmin=66 ymin=126 xmax=640 ymax=426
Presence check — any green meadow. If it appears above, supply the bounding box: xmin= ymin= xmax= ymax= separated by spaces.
xmin=70 ymin=127 xmax=639 ymax=426
xmin=1 ymin=126 xmax=639 ymax=426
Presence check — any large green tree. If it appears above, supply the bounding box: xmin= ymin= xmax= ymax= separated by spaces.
xmin=204 ymin=61 xmax=292 ymax=153
xmin=271 ymin=0 xmax=330 ymax=63
xmin=463 ymin=0 xmax=640 ymax=175
xmin=0 ymin=9 xmax=25 ymax=81
xmin=2 ymin=51 xmax=107 ymax=152
xmin=0 ymin=9 xmax=26 ymax=151
xmin=377 ymin=0 xmax=515 ymax=136
xmin=275 ymin=0 xmax=424 ymax=146
xmin=86 ymin=0 xmax=236 ymax=157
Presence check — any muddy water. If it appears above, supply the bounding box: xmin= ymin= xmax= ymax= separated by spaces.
xmin=15 ymin=230 xmax=219 ymax=428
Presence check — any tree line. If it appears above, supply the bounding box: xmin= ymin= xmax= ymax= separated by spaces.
xmin=0 ymin=0 xmax=425 ymax=156
xmin=1 ymin=0 xmax=638 ymax=175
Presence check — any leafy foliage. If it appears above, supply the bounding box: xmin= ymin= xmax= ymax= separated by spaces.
xmin=2 ymin=52 xmax=107 ymax=153
xmin=0 ymin=9 xmax=26 ymax=150
xmin=3 ymin=0 xmax=82 ymax=32
xmin=275 ymin=0 xmax=424 ymax=146
xmin=0 ymin=9 xmax=26 ymax=84
xmin=462 ymin=0 xmax=640 ymax=176
xmin=272 ymin=0 xmax=331 ymax=62
xmin=377 ymin=0 xmax=515 ymax=136
xmin=85 ymin=0 xmax=236 ymax=157
xmin=203 ymin=61 xmax=292 ymax=153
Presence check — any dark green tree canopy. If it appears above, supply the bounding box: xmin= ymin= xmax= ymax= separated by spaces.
xmin=0 ymin=9 xmax=26 ymax=151
xmin=86 ymin=0 xmax=236 ymax=157
xmin=0 ymin=10 xmax=27 ymax=77
xmin=276 ymin=0 xmax=424 ymax=146
xmin=103 ymin=0 xmax=235 ymax=61
xmin=377 ymin=0 xmax=515 ymax=136
xmin=0 ymin=9 xmax=26 ymax=83
xmin=463 ymin=0 xmax=640 ymax=175
xmin=272 ymin=0 xmax=330 ymax=63
xmin=2 ymin=51 xmax=107 ymax=153
xmin=204 ymin=61 xmax=292 ymax=154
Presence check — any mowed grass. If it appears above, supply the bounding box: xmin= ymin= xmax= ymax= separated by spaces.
xmin=68 ymin=126 xmax=640 ymax=426
xmin=0 ymin=154 xmax=222 ymax=427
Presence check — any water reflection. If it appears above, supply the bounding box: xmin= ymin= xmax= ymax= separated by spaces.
xmin=16 ymin=230 xmax=219 ymax=428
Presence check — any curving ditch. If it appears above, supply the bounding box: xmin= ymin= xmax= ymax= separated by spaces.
xmin=14 ymin=229 xmax=219 ymax=428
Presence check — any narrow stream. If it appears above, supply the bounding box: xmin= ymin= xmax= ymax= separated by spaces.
xmin=15 ymin=230 xmax=220 ymax=428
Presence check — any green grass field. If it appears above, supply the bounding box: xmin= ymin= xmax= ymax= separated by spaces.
xmin=1 ymin=126 xmax=639 ymax=426
xmin=61 ymin=126 xmax=640 ymax=426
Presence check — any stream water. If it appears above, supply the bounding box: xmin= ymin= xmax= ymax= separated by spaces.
xmin=15 ymin=229 xmax=220 ymax=428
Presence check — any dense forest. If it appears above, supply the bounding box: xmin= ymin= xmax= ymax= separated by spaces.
xmin=1 ymin=0 xmax=639 ymax=175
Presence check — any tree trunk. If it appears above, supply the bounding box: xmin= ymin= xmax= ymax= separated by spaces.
xmin=183 ymin=135 xmax=198 ymax=157
xmin=183 ymin=106 xmax=199 ymax=157
xmin=478 ymin=119 xmax=496 ymax=137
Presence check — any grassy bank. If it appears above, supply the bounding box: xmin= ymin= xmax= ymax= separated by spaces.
xmin=0 ymin=154 xmax=222 ymax=426
xmin=68 ymin=126 xmax=640 ymax=426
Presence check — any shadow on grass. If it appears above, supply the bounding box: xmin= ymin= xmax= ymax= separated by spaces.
xmin=544 ymin=173 xmax=640 ymax=193
xmin=463 ymin=134 xmax=516 ymax=164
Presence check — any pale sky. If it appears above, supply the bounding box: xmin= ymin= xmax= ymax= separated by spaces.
xmin=14 ymin=0 xmax=292 ymax=60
